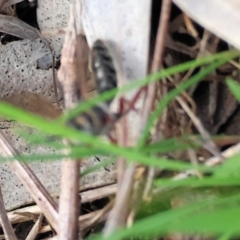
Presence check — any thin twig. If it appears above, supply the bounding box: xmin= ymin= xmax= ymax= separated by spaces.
xmin=81 ymin=200 xmax=113 ymax=235
xmin=141 ymin=0 xmax=172 ymax=129
xmin=3 ymin=210 xmax=111 ymax=238
xmin=33 ymin=210 xmax=110 ymax=239
xmin=6 ymin=205 xmax=41 ymax=226
xmin=165 ymin=34 xmax=199 ymax=58
xmin=3 ymin=184 xmax=117 ymax=227
xmin=0 ymin=186 xmax=17 ymax=240
xmin=182 ymin=30 xmax=210 ymax=87
xmin=127 ymin=167 xmax=146 ymax=227
xmin=0 ymin=0 xmax=8 ymax=11
xmin=205 ymin=142 xmax=240 ymax=166
xmin=104 ymin=1 xmax=172 ymax=235
xmin=132 ymin=0 xmax=172 ymax=229
xmin=0 ymin=131 xmax=59 ymax=232
xmin=103 ymin=164 xmax=135 ymax=236
xmin=81 ymin=184 xmax=117 ymax=203
xmin=187 ymin=30 xmax=213 ymax=97
xmin=176 ymin=96 xmax=222 ymax=159
xmin=165 ymin=141 xmax=240 ymax=182
xmin=142 ymin=167 xmax=155 ymax=200
xmin=183 ymin=14 xmax=198 ymax=38
xmin=25 ymin=214 xmax=43 ymax=240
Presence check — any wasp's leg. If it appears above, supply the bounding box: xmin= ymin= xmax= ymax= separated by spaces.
xmin=118 ymin=86 xmax=148 ymax=115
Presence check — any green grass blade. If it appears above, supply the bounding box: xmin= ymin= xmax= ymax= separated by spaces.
xmin=137 ymin=56 xmax=237 ymax=147
xmin=0 ymin=101 xmax=208 ymax=171
xmin=93 ymin=194 xmax=240 ymax=240
xmin=154 ymin=176 xmax=240 ymax=188
xmin=60 ymin=50 xmax=239 ymax=122
xmin=226 ymin=78 xmax=240 ymax=102
xmin=143 ymin=135 xmax=201 ymax=153
xmin=154 ymin=154 xmax=240 ymax=188
xmin=2 ymin=52 xmax=237 ymax=170
xmin=217 ymin=231 xmax=233 ymax=240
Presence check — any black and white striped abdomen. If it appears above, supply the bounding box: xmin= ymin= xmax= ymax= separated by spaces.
xmin=91 ymin=40 xmax=117 ymax=104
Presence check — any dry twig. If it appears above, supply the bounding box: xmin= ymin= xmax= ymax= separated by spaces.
xmin=168 ymin=141 xmax=240 ymax=182
xmin=104 ymin=165 xmax=135 ymax=236
xmin=183 ymin=14 xmax=198 ymax=38
xmin=1 ymin=210 xmax=111 ymax=238
xmin=0 ymin=0 xmax=8 ymax=11
xmin=0 ymin=131 xmax=58 ymax=232
xmin=25 ymin=214 xmax=43 ymax=240
xmin=104 ymin=0 xmax=172 ymax=236
xmin=205 ymin=142 xmax=240 ymax=166
xmin=141 ymin=0 xmax=172 ymax=129
xmin=0 ymin=186 xmax=17 ymax=240
xmin=81 ymin=184 xmax=117 ymax=203
xmin=81 ymin=200 xmax=114 ymax=236
xmin=176 ymin=96 xmax=222 ymax=159
xmin=2 ymin=184 xmax=116 ymax=228
xmin=138 ymin=0 xmax=172 ymax=201
xmin=57 ymin=0 xmax=89 ymax=237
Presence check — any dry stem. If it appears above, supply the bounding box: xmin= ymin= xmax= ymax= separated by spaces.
xmin=104 ymin=0 xmax=172 ymax=236
xmin=0 ymin=184 xmax=116 ymax=228
xmin=104 ymin=164 xmax=135 ymax=236
xmin=0 ymin=187 xmax=17 ymax=240
xmin=176 ymin=96 xmax=222 ymax=159
xmin=168 ymin=141 xmax=240 ymax=182
xmin=25 ymin=214 xmax=43 ymax=240
xmin=0 ymin=131 xmax=58 ymax=232
xmin=0 ymin=0 xmax=7 ymax=11
xmin=141 ymin=0 xmax=172 ymax=128
xmin=57 ymin=1 xmax=84 ymax=238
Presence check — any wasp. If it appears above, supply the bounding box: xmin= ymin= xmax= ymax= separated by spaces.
xmin=67 ymin=39 xmax=144 ymax=140
xmin=67 ymin=40 xmax=120 ymax=137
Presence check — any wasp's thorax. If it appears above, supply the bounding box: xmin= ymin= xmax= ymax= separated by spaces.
xmin=67 ymin=104 xmax=120 ymax=136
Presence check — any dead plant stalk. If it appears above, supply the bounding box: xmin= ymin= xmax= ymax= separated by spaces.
xmin=0 ymin=186 xmax=17 ymax=240
xmin=0 ymin=131 xmax=59 ymax=232
xmin=103 ymin=0 xmax=172 ymax=236
xmin=57 ymin=1 xmax=85 ymax=239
